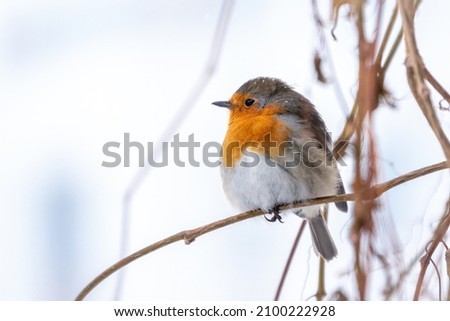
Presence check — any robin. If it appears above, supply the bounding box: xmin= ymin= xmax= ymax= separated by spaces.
xmin=212 ymin=77 xmax=347 ymax=261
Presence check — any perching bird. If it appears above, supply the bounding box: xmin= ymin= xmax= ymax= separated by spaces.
xmin=213 ymin=77 xmax=347 ymax=261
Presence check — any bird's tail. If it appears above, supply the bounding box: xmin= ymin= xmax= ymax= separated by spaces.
xmin=308 ymin=214 xmax=337 ymax=261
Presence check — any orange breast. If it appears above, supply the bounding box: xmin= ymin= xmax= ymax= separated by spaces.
xmin=222 ymin=105 xmax=290 ymax=167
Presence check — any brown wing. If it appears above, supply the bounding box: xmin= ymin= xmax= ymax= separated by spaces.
xmin=283 ymin=93 xmax=348 ymax=212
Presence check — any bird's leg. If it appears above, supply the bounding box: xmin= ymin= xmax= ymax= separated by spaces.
xmin=264 ymin=205 xmax=283 ymax=223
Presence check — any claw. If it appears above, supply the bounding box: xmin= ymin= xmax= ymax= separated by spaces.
xmin=264 ymin=207 xmax=283 ymax=223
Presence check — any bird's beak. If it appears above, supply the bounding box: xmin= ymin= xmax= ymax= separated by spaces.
xmin=212 ymin=100 xmax=232 ymax=109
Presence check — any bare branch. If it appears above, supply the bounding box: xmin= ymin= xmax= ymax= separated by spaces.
xmin=274 ymin=221 xmax=307 ymax=301
xmin=414 ymin=200 xmax=450 ymax=300
xmin=446 ymin=247 xmax=450 ymax=300
xmin=75 ymin=160 xmax=449 ymax=301
xmin=424 ymin=67 xmax=450 ymax=108
xmin=398 ymin=0 xmax=450 ymax=166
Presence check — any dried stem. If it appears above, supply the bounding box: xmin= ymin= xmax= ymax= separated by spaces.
xmin=381 ymin=0 xmax=422 ymax=75
xmin=332 ymin=1 xmax=422 ymax=161
xmin=398 ymin=0 xmax=450 ymax=166
xmin=424 ymin=67 xmax=450 ymax=107
xmin=413 ymin=200 xmax=450 ymax=300
xmin=446 ymin=247 xmax=450 ymax=300
xmin=350 ymin=0 xmax=384 ymax=300
xmin=375 ymin=5 xmax=398 ymax=67
xmin=429 ymin=258 xmax=442 ymax=301
xmin=75 ymin=161 xmax=449 ymax=300
xmin=397 ymin=1 xmax=450 ymax=300
xmin=274 ymin=221 xmax=307 ymax=301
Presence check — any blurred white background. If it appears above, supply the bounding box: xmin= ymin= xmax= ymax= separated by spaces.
xmin=0 ymin=0 xmax=449 ymax=300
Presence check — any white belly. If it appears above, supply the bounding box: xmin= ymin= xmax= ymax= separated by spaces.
xmin=221 ymin=155 xmax=309 ymax=212
xmin=220 ymin=152 xmax=340 ymax=218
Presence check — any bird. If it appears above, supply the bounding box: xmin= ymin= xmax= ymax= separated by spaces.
xmin=212 ymin=77 xmax=347 ymax=261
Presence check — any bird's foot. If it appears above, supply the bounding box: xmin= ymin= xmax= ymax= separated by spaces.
xmin=264 ymin=206 xmax=283 ymax=223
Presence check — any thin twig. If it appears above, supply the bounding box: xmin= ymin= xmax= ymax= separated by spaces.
xmin=424 ymin=67 xmax=450 ymax=107
xmin=375 ymin=5 xmax=398 ymax=67
xmin=333 ymin=1 xmax=422 ymax=161
xmin=381 ymin=1 xmax=421 ymax=76
xmin=274 ymin=221 xmax=307 ymax=301
xmin=398 ymin=1 xmax=450 ymax=300
xmin=75 ymin=160 xmax=449 ymax=300
xmin=430 ymin=257 xmax=442 ymax=301
xmin=446 ymin=247 xmax=450 ymax=300
xmin=351 ymin=0 xmax=383 ymax=300
xmin=398 ymin=0 xmax=450 ymax=166
xmin=413 ymin=200 xmax=450 ymax=300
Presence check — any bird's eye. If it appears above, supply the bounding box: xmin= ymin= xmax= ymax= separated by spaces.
xmin=244 ymin=99 xmax=255 ymax=107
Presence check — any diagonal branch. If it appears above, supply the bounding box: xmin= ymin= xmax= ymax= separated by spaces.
xmin=274 ymin=221 xmax=307 ymax=301
xmin=398 ymin=0 xmax=450 ymax=166
xmin=75 ymin=161 xmax=449 ymax=301
xmin=424 ymin=67 xmax=450 ymax=108
xmin=413 ymin=201 xmax=450 ymax=300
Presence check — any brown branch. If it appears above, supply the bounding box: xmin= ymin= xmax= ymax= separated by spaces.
xmin=351 ymin=0 xmax=384 ymax=300
xmin=429 ymin=257 xmax=442 ymax=301
xmin=381 ymin=0 xmax=422 ymax=75
xmin=397 ymin=2 xmax=450 ymax=300
xmin=375 ymin=5 xmax=398 ymax=68
xmin=75 ymin=161 xmax=449 ymax=301
xmin=446 ymin=247 xmax=450 ymax=300
xmin=424 ymin=67 xmax=450 ymax=108
xmin=414 ymin=200 xmax=450 ymax=300
xmin=274 ymin=221 xmax=307 ymax=301
xmin=332 ymin=1 xmax=422 ymax=161
xmin=398 ymin=0 xmax=450 ymax=167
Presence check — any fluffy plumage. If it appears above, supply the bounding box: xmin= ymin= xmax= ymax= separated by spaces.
xmin=214 ymin=77 xmax=347 ymax=261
